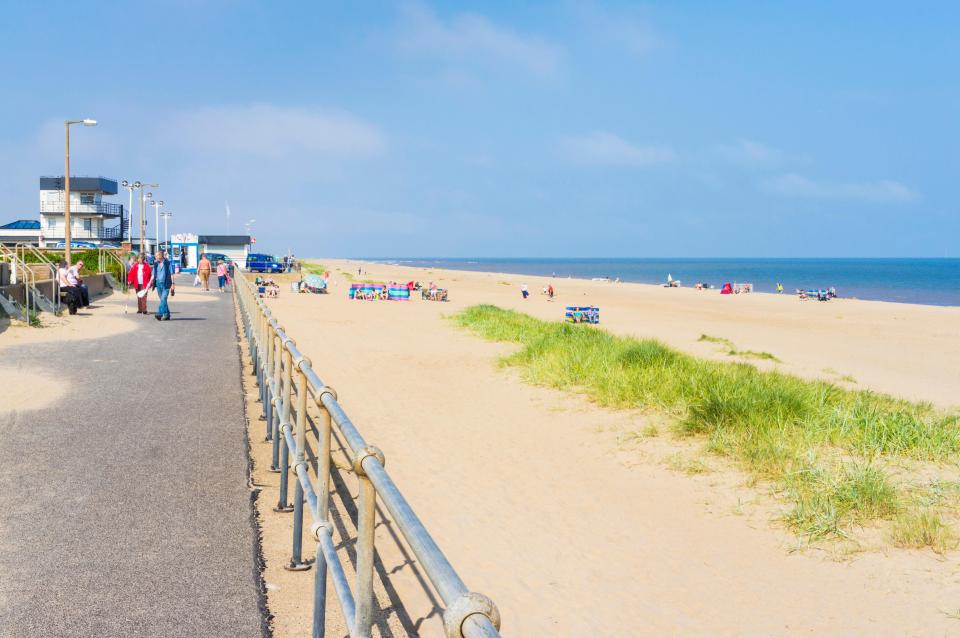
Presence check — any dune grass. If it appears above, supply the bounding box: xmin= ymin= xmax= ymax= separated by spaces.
xmin=303 ymin=263 xmax=328 ymax=275
xmin=890 ymin=509 xmax=958 ymax=554
xmin=455 ymin=304 xmax=960 ymax=545
xmin=699 ymin=333 xmax=781 ymax=362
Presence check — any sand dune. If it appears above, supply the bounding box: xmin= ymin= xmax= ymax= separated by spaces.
xmin=254 ymin=259 xmax=960 ymax=636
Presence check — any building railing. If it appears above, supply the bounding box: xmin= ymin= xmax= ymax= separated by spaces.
xmin=234 ymin=273 xmax=502 ymax=638
xmin=41 ymin=226 xmax=124 ymax=241
xmin=40 ymin=201 xmax=124 ymax=216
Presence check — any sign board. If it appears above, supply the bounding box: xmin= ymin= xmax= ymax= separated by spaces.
xmin=171 ymin=232 xmax=198 ymax=243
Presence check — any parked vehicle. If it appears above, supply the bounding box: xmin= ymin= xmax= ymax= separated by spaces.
xmin=54 ymin=240 xmax=98 ymax=249
xmin=245 ymin=253 xmax=285 ymax=273
xmin=204 ymin=252 xmax=230 ymax=265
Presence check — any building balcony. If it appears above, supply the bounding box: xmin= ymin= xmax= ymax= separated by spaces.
xmin=41 ymin=226 xmax=125 ymax=241
xmin=40 ymin=201 xmax=124 ymax=217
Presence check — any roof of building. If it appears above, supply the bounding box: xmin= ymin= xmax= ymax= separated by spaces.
xmin=40 ymin=176 xmax=119 ymax=195
xmin=0 ymin=219 xmax=41 ymax=229
xmin=199 ymin=235 xmax=251 ymax=245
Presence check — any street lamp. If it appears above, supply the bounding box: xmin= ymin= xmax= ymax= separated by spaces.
xmin=120 ymin=179 xmax=137 ymax=243
xmin=138 ymin=184 xmax=158 ymax=254
xmin=64 ymin=118 xmax=97 ymax=263
xmin=160 ymin=211 xmax=173 ymax=252
xmin=149 ymin=199 xmax=165 ymax=253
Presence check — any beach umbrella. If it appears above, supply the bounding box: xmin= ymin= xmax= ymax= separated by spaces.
xmin=667 ymin=273 xmax=673 ymax=283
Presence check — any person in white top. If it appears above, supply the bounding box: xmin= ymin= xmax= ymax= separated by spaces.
xmin=67 ymin=260 xmax=90 ymax=307
xmin=58 ymin=259 xmax=82 ymax=314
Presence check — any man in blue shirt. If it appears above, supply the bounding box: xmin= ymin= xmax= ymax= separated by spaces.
xmin=152 ymin=250 xmax=176 ymax=320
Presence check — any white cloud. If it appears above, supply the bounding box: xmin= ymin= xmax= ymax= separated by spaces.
xmin=397 ymin=4 xmax=562 ymax=75
xmin=562 ymin=131 xmax=676 ymax=167
xmin=167 ymin=104 xmax=384 ymax=159
xmin=715 ymin=138 xmax=783 ymax=167
xmin=762 ymin=173 xmax=917 ymax=203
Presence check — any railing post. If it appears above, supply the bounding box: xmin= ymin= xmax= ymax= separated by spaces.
xmin=287 ymin=363 xmax=312 ymax=571
xmin=318 ymin=405 xmax=332 ymax=522
xmin=354 ymin=447 xmax=383 ymax=637
xmin=311 ymin=392 xmax=335 ymax=637
xmin=275 ymin=346 xmax=294 ymax=512
xmin=312 ymin=542 xmax=326 ymax=638
xmin=270 ymin=327 xmax=282 ymax=472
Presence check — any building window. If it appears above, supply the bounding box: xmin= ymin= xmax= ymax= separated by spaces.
xmin=80 ymin=193 xmax=95 ymax=205
xmin=83 ymin=219 xmax=92 ymax=232
xmin=47 ymin=217 xmax=55 ymax=229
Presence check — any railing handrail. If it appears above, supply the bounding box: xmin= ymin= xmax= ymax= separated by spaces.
xmin=0 ymin=245 xmax=42 ymax=323
xmin=40 ymin=200 xmax=124 ymax=216
xmin=234 ymin=272 xmax=502 ymax=638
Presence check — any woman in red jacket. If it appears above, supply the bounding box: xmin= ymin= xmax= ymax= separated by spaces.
xmin=126 ymin=254 xmax=153 ymax=314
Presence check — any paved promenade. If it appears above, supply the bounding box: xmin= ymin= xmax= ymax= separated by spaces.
xmin=0 ymin=279 xmax=265 ymax=637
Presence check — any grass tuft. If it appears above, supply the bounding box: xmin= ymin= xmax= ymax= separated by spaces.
xmin=302 ymin=263 xmax=328 ymax=275
xmin=698 ymin=334 xmax=781 ymax=362
xmin=890 ymin=509 xmax=958 ymax=554
xmin=455 ymin=305 xmax=960 ymax=543
xmin=698 ymin=334 xmax=735 ymax=349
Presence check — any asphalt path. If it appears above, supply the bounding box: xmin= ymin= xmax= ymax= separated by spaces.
xmin=0 ymin=278 xmax=266 ymax=637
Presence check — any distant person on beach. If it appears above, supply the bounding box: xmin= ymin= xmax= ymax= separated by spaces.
xmin=126 ymin=254 xmax=153 ymax=315
xmin=521 ymin=284 xmax=529 ymax=299
xmin=216 ymin=260 xmax=228 ymax=292
xmin=152 ymin=250 xmax=175 ymax=321
xmin=197 ymin=253 xmax=212 ymax=291
xmin=547 ymin=284 xmax=555 ymax=300
xmin=776 ymin=282 xmax=784 ymax=294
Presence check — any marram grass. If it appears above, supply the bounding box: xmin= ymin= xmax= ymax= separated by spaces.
xmin=454 ymin=305 xmax=960 ymax=545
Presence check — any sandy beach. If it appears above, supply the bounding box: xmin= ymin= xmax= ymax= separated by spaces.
xmin=251 ymin=258 xmax=960 ymax=636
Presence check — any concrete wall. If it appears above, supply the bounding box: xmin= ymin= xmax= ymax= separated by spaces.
xmin=0 ymin=273 xmax=111 ymax=313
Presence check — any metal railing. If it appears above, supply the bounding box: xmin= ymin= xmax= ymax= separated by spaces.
xmin=41 ymin=226 xmax=124 ymax=240
xmin=12 ymin=243 xmax=60 ymax=314
xmin=0 ymin=245 xmax=43 ymax=322
xmin=40 ymin=201 xmax=124 ymax=216
xmin=234 ymin=273 xmax=502 ymax=638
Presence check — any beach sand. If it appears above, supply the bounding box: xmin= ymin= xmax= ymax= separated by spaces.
xmin=248 ymin=259 xmax=960 ymax=636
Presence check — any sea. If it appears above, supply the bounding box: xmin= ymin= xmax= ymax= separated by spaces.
xmin=366 ymin=258 xmax=960 ymax=307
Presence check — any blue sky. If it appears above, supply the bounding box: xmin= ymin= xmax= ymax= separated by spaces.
xmin=0 ymin=1 xmax=956 ymax=257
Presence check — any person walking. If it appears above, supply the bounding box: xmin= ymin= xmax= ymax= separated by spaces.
xmin=127 ymin=254 xmax=153 ymax=314
xmin=521 ymin=283 xmax=529 ymax=299
xmin=216 ymin=260 xmax=228 ymax=292
xmin=198 ymin=253 xmax=212 ymax=291
xmin=152 ymin=250 xmax=175 ymax=321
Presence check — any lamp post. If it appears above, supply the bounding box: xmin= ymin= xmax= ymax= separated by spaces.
xmin=160 ymin=211 xmax=173 ymax=251
xmin=138 ymin=184 xmax=158 ymax=255
xmin=120 ymin=180 xmax=136 ymax=243
xmin=64 ymin=118 xmax=97 ymax=263
xmin=149 ymin=199 xmax=165 ymax=253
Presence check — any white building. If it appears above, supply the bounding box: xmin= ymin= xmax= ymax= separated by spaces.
xmin=199 ymin=235 xmax=251 ymax=263
xmin=38 ymin=176 xmax=128 ymax=248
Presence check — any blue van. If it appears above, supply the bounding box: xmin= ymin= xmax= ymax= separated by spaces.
xmin=245 ymin=253 xmax=285 ymax=273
